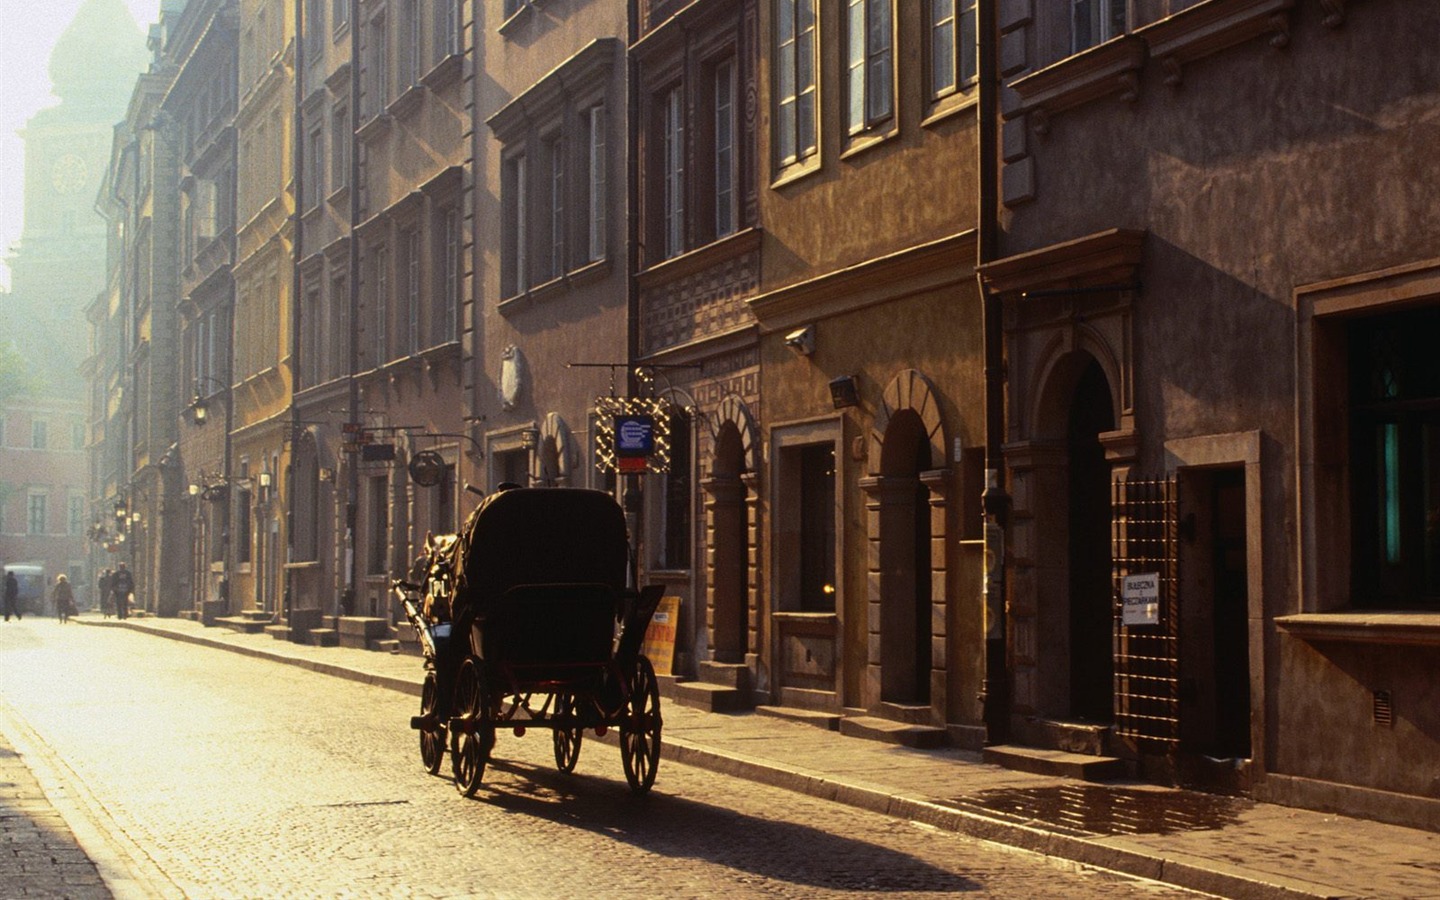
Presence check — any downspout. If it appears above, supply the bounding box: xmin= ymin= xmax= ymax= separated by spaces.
xmin=344 ymin=0 xmax=362 ymax=617
xmin=623 ymin=2 xmax=642 ymax=589
xmin=285 ymin=0 xmax=306 ymax=625
xmin=976 ymin=0 xmax=1011 ymax=745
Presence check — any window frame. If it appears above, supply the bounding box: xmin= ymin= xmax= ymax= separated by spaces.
xmin=845 ymin=0 xmax=894 ymax=138
xmin=773 ymin=0 xmax=819 ymax=175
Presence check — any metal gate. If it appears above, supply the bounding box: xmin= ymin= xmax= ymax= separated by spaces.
xmin=1111 ymin=476 xmax=1179 ymax=751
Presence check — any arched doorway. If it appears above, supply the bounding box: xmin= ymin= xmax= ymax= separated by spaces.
xmin=708 ymin=422 xmax=748 ymax=662
xmin=1066 ymin=357 xmax=1115 ymax=722
xmin=878 ymin=409 xmax=933 ymax=704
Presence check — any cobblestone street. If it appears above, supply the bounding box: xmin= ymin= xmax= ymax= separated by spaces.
xmin=0 ymin=619 xmax=1209 ymax=898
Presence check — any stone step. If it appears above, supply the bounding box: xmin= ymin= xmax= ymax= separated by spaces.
xmin=370 ymin=639 xmax=401 ymax=653
xmin=839 ymin=715 xmax=949 ymax=749
xmin=214 ymin=615 xmax=273 ymax=635
xmin=264 ymin=624 xmax=291 ymax=641
xmin=696 ymin=661 xmax=751 ymax=690
xmin=982 ymin=745 xmax=1128 ymax=781
xmin=670 ymin=680 xmax=753 ymax=714
xmin=308 ymin=628 xmax=338 ymax=647
xmin=754 ymin=705 xmax=841 ymax=731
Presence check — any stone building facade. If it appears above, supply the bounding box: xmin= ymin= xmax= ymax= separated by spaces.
xmin=981 ymin=0 xmax=1440 ymax=828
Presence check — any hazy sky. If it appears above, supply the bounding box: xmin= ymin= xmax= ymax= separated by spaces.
xmin=0 ymin=0 xmax=161 ymax=291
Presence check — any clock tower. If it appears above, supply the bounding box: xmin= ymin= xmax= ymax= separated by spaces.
xmin=6 ymin=0 xmax=148 ymax=333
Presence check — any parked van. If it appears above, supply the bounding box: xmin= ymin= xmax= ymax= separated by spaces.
xmin=5 ymin=564 xmax=46 ymax=615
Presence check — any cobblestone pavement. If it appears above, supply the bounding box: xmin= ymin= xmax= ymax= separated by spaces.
xmin=0 ymin=729 xmax=111 ymax=899
xmin=0 ymin=619 xmax=1206 ymax=899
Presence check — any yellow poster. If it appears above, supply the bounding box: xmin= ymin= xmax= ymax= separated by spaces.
xmin=640 ymin=595 xmax=681 ymax=676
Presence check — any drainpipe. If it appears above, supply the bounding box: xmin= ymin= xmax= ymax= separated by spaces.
xmin=623 ymin=3 xmax=642 ymax=590
xmin=977 ymin=0 xmax=1011 ymax=745
xmin=285 ymin=0 xmax=305 ymax=626
xmin=343 ymin=0 xmax=362 ymax=618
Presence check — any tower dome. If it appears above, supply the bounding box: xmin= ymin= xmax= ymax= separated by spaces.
xmin=47 ymin=0 xmax=150 ymax=113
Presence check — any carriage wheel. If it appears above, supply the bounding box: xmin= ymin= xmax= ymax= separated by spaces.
xmin=552 ymin=692 xmax=584 ymax=774
xmin=619 ymin=655 xmax=662 ymax=794
xmin=419 ymin=672 xmax=447 ymax=775
xmin=450 ymin=659 xmax=494 ymax=797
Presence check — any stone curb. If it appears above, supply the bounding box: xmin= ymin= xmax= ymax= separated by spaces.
xmin=81 ymin=617 xmax=1353 ymax=900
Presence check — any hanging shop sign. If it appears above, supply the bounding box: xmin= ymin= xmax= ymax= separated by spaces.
xmin=408 ymin=450 xmax=446 ymax=487
xmin=1121 ymin=572 xmax=1161 ymax=627
xmin=593 ymin=397 xmax=671 ymax=474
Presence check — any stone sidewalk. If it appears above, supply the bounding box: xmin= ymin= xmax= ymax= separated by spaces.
xmin=49 ymin=614 xmax=1440 ymax=899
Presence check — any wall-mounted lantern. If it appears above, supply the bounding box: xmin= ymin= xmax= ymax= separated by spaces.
xmin=829 ymin=375 xmax=860 ymax=410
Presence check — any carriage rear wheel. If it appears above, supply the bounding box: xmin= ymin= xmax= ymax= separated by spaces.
xmin=450 ymin=659 xmax=494 ymax=797
xmin=552 ymin=692 xmax=583 ymax=774
xmin=419 ymin=672 xmax=446 ymax=775
xmin=619 ymin=655 xmax=662 ymax=794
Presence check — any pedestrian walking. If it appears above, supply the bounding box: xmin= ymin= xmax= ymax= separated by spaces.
xmin=111 ymin=562 xmax=134 ymax=620
xmin=3 ymin=569 xmax=19 ymax=621
xmin=98 ymin=569 xmax=113 ymax=618
xmin=52 ymin=574 xmax=77 ymax=624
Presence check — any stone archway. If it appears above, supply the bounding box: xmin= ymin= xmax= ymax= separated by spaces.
xmin=862 ymin=369 xmax=949 ymax=716
xmin=703 ymin=395 xmax=760 ymax=667
xmin=532 ymin=412 xmax=573 ymax=487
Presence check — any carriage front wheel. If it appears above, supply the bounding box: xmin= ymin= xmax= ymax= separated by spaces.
xmin=450 ymin=659 xmax=494 ymax=797
xmin=553 ymin=691 xmax=583 ymax=774
xmin=619 ymin=655 xmax=662 ymax=794
xmin=419 ymin=672 xmax=447 ymax=775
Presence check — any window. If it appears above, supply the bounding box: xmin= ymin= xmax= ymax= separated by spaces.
xmin=1073 ymin=0 xmax=1126 ymax=53
xmin=582 ymin=104 xmax=607 ymax=262
xmin=366 ymin=14 xmax=388 ymax=116
xmin=544 ymin=133 xmax=566 ymax=280
xmin=503 ymin=152 xmax=528 ymax=296
xmin=306 ymin=125 xmax=324 ymax=209
xmin=929 ymin=0 xmax=977 ymax=98
xmin=372 ymin=244 xmax=390 ymax=365
xmin=331 ymin=104 xmax=350 ymax=192
xmin=663 ymin=86 xmax=685 ymax=259
xmin=304 ymin=284 xmax=324 ymax=386
xmin=436 ymin=205 xmax=460 ymax=344
xmin=305 ymin=0 xmax=325 ymax=56
xmin=503 ymin=0 xmax=525 ymax=18
xmin=434 ymin=463 xmax=456 ymax=533
xmin=31 ymin=420 xmax=47 ymax=449
xmin=846 ymin=0 xmax=893 ymax=135
xmin=237 ymin=483 xmax=253 ymax=564
xmin=494 ymin=448 xmax=529 ymax=489
xmin=68 ymin=496 xmax=85 ymax=536
xmin=399 ymin=0 xmax=421 ymax=89
xmin=333 ymin=0 xmax=348 ymax=30
xmin=798 ymin=443 xmax=836 ymax=611
xmin=329 ymin=272 xmax=349 ymax=381
xmin=401 ymin=228 xmax=421 ymax=353
xmin=714 ymin=59 xmax=737 ymax=239
xmin=27 ymin=492 xmax=47 ymax=535
xmin=1348 ymin=307 xmax=1440 ymax=608
xmin=368 ymin=475 xmax=389 ymax=574
xmin=197 ymin=180 xmax=218 ymax=241
xmin=660 ymin=409 xmax=692 ymax=569
xmin=434 ymin=0 xmax=461 ymax=63
xmin=72 ymin=423 xmax=85 ymax=450
xmin=774 ymin=0 xmax=818 ymax=168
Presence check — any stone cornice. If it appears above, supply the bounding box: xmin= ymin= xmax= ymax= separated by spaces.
xmin=979 ymin=228 xmax=1145 ymax=296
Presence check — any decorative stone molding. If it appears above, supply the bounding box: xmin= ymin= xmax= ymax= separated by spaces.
xmin=869 ymin=369 xmax=948 ymax=477
xmin=1137 ymin=0 xmax=1295 ymax=87
xmin=1008 ymin=36 xmax=1146 ymax=131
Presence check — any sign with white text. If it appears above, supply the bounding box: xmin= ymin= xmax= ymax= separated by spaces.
xmin=1121 ymin=572 xmax=1161 ymax=627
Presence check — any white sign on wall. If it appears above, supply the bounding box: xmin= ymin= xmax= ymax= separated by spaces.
xmin=1121 ymin=572 xmax=1161 ymax=627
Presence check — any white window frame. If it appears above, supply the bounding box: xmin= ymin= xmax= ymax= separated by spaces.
xmin=663 ymin=86 xmax=685 ymax=259
xmin=1072 ymin=0 xmax=1127 ymax=54
xmin=586 ymin=104 xmax=607 ymax=262
xmin=403 ymin=227 xmax=421 ymax=354
xmin=547 ymin=133 xmax=566 ymax=280
xmin=505 ymin=152 xmax=529 ymax=296
xmin=846 ymin=0 xmax=893 ymax=136
xmin=714 ymin=59 xmax=737 ymax=239
xmin=27 ymin=491 xmax=47 ymax=535
xmin=929 ymin=0 xmax=978 ymax=98
xmin=774 ymin=0 xmax=818 ymax=168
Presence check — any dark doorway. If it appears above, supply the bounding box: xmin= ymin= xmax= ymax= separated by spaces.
xmin=878 ymin=410 xmax=933 ymax=705
xmin=1067 ymin=359 xmax=1115 ymax=722
xmin=709 ymin=423 xmax=748 ymax=662
xmin=1180 ymin=467 xmax=1252 ymax=760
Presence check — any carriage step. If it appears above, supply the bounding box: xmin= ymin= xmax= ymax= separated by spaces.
xmin=838 ymin=716 xmax=948 ymax=749
xmin=671 ymin=680 xmax=754 ymax=714
xmin=264 ymin=624 xmax=292 ymax=641
xmin=370 ymin=639 xmax=401 ymax=653
xmin=215 ymin=615 xmax=274 ymax=634
xmin=307 ymin=628 xmax=339 ymax=647
xmin=982 ymin=745 xmax=1127 ymax=781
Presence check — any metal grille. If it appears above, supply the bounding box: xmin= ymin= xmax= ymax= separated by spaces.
xmin=1111 ymin=476 xmax=1180 ymax=750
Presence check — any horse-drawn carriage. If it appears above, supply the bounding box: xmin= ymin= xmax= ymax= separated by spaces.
xmin=393 ymin=487 xmax=665 ymax=796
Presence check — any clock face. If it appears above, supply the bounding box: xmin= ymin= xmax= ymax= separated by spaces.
xmin=51 ymin=154 xmax=89 ymax=195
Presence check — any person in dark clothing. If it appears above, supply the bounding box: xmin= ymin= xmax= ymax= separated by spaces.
xmin=98 ymin=569 xmax=113 ymax=618
xmin=3 ymin=570 xmax=20 ymax=621
xmin=53 ymin=574 xmax=77 ymax=623
xmin=111 ymin=562 xmax=135 ymax=620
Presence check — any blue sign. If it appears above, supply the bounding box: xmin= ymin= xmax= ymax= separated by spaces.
xmin=614 ymin=414 xmax=655 ymax=457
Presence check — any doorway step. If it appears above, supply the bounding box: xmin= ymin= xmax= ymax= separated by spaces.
xmin=754 ymin=705 xmax=841 ymax=731
xmin=669 ymin=662 xmax=755 ymax=713
xmin=215 ymin=610 xmax=275 ymax=634
xmin=983 ymin=718 xmax=1126 ymax=780
xmin=839 ymin=715 xmax=948 ymax=749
